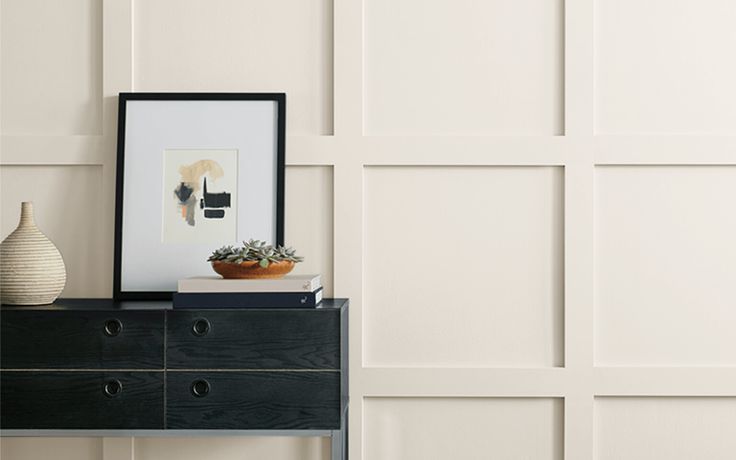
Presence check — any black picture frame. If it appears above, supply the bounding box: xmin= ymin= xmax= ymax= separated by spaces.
xmin=113 ymin=93 xmax=286 ymax=300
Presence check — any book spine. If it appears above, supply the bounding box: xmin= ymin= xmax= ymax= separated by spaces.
xmin=178 ymin=277 xmax=321 ymax=293
xmin=173 ymin=290 xmax=322 ymax=308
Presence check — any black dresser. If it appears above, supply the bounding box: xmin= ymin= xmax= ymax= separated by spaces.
xmin=0 ymin=298 xmax=348 ymax=459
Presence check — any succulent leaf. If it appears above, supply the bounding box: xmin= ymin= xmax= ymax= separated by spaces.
xmin=208 ymin=240 xmax=304 ymax=264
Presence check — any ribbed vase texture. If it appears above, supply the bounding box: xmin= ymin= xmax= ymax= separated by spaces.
xmin=0 ymin=202 xmax=67 ymax=305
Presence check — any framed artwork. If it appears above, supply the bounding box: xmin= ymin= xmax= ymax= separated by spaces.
xmin=113 ymin=93 xmax=285 ymax=300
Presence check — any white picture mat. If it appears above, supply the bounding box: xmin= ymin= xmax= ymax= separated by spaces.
xmin=121 ymin=100 xmax=278 ymax=292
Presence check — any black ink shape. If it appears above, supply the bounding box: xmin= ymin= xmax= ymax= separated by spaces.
xmin=204 ymin=209 xmax=226 ymax=219
xmin=174 ymin=182 xmax=194 ymax=204
xmin=201 ymin=177 xmax=231 ymax=208
xmin=174 ymin=182 xmax=197 ymax=226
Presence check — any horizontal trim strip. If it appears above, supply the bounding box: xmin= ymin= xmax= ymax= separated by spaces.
xmin=167 ymin=369 xmax=341 ymax=372
xmin=1 ymin=369 xmax=164 ymax=372
xmin=1 ymin=368 xmax=340 ymax=372
xmin=0 ymin=429 xmax=335 ymax=437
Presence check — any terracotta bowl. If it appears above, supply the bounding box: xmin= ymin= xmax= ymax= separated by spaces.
xmin=211 ymin=260 xmax=295 ymax=279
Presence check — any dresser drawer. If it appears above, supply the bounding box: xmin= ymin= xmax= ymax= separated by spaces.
xmin=0 ymin=371 xmax=164 ymax=429
xmin=166 ymin=371 xmax=341 ymax=429
xmin=166 ymin=310 xmax=340 ymax=369
xmin=0 ymin=310 xmax=164 ymax=369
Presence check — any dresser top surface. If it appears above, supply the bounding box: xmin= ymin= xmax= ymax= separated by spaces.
xmin=1 ymin=298 xmax=348 ymax=312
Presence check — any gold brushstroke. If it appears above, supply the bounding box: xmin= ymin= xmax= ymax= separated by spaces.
xmin=178 ymin=159 xmax=224 ymax=193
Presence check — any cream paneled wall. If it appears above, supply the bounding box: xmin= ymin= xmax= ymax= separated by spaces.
xmin=363 ymin=166 xmax=563 ymax=368
xmin=0 ymin=438 xmax=102 ymax=460
xmin=363 ymin=0 xmax=564 ymax=135
xmin=595 ymin=166 xmax=736 ymax=366
xmin=1 ymin=0 xmax=102 ymax=135
xmin=2 ymin=0 xmax=736 ymax=459
xmin=133 ymin=0 xmax=334 ymax=136
xmin=595 ymin=0 xmax=736 ymax=134
xmin=364 ymin=398 xmax=563 ymax=460
xmin=133 ymin=437 xmax=330 ymax=460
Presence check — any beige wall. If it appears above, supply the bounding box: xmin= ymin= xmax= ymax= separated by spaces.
xmin=2 ymin=0 xmax=736 ymax=459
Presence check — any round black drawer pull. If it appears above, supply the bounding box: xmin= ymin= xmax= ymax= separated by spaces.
xmin=191 ymin=379 xmax=210 ymax=397
xmin=103 ymin=380 xmax=123 ymax=398
xmin=104 ymin=319 xmax=123 ymax=337
xmin=191 ymin=318 xmax=211 ymax=337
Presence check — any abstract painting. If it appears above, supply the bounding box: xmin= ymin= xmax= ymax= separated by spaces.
xmin=115 ymin=93 xmax=284 ymax=298
xmin=162 ymin=149 xmax=238 ymax=243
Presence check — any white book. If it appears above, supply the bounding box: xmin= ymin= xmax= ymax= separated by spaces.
xmin=178 ymin=274 xmax=322 ymax=293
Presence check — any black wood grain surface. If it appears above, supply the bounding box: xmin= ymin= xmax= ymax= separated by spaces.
xmin=1 ymin=298 xmax=347 ymax=311
xmin=1 ymin=310 xmax=164 ymax=369
xmin=1 ymin=372 xmax=164 ymax=429
xmin=166 ymin=371 xmax=341 ymax=429
xmin=166 ymin=310 xmax=340 ymax=369
xmin=0 ymin=299 xmax=348 ymax=433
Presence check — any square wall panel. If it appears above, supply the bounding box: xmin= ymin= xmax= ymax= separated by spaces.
xmin=365 ymin=398 xmax=563 ymax=460
xmin=596 ymin=398 xmax=736 ymax=460
xmin=134 ymin=0 xmax=333 ymax=135
xmin=595 ymin=166 xmax=736 ymax=366
xmin=364 ymin=0 xmax=564 ymax=135
xmin=285 ymin=166 xmax=333 ymax=296
xmin=364 ymin=166 xmax=564 ymax=367
xmin=596 ymin=0 xmax=736 ymax=133
xmin=1 ymin=0 xmax=102 ymax=135
xmin=1 ymin=166 xmax=108 ymax=297
xmin=135 ymin=437 xmax=329 ymax=460
xmin=0 ymin=438 xmax=102 ymax=460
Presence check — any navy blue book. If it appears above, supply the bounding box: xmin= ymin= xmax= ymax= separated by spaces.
xmin=172 ymin=287 xmax=323 ymax=309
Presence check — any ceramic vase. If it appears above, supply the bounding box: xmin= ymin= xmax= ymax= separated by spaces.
xmin=0 ymin=202 xmax=67 ymax=305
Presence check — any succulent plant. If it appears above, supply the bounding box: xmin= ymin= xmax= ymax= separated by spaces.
xmin=208 ymin=239 xmax=303 ymax=268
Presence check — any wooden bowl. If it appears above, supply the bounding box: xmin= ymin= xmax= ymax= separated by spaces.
xmin=211 ymin=260 xmax=295 ymax=279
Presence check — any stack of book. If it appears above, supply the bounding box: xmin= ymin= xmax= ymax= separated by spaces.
xmin=173 ymin=274 xmax=323 ymax=308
